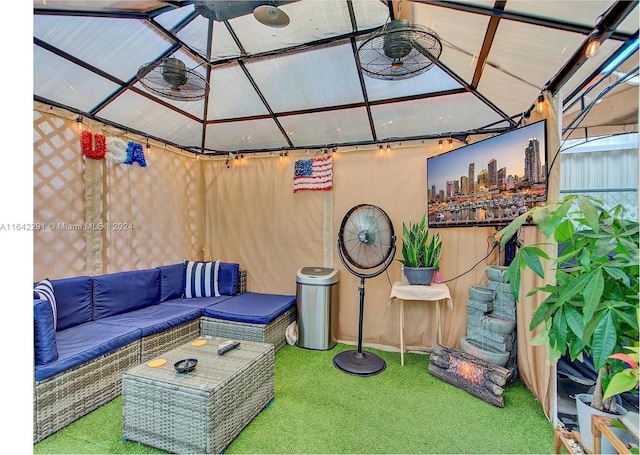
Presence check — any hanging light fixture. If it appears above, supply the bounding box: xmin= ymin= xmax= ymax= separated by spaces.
xmin=253 ymin=4 xmax=290 ymax=28
xmin=76 ymin=114 xmax=84 ymax=132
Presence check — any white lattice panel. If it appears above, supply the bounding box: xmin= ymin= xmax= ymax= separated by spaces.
xmin=34 ymin=106 xmax=203 ymax=279
xmin=104 ymin=144 xmax=201 ymax=272
xmin=33 ymin=110 xmax=87 ymax=280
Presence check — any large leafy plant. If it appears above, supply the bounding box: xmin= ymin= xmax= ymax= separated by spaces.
xmin=398 ymin=213 xmax=442 ymax=268
xmin=497 ymin=195 xmax=639 ymax=413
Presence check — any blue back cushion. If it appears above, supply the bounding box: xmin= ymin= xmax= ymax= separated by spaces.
xmin=158 ymin=263 xmax=185 ymax=302
xmin=34 ymin=279 xmax=57 ymax=330
xmin=93 ymin=268 xmax=160 ymax=319
xmin=49 ymin=276 xmax=93 ymax=331
xmin=34 ymin=299 xmax=58 ymax=365
xmin=218 ymin=262 xmax=240 ymax=296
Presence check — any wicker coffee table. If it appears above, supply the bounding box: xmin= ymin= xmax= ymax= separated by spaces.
xmin=122 ymin=336 xmax=274 ymax=454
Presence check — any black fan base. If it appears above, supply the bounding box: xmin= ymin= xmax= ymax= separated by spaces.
xmin=333 ymin=350 xmax=386 ymax=376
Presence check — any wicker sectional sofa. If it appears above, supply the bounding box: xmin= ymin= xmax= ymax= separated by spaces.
xmin=33 ymin=262 xmax=297 ymax=443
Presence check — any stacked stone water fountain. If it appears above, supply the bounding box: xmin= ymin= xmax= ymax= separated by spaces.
xmin=460 ymin=265 xmax=518 ymax=383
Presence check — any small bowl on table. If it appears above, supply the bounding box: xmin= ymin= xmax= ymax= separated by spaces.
xmin=174 ymin=358 xmax=197 ymax=373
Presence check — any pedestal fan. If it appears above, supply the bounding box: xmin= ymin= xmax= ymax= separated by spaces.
xmin=334 ymin=204 xmax=396 ymax=376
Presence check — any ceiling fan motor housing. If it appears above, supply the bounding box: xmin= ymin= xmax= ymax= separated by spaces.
xmin=383 ymin=19 xmax=414 ymax=60
xmin=161 ymin=58 xmax=188 ymax=89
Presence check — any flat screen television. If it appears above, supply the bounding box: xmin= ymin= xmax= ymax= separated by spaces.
xmin=427 ymin=120 xmax=547 ymax=228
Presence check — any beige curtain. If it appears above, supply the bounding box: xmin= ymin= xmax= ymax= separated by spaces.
xmin=33 ymin=102 xmax=555 ymax=419
xmin=201 ymin=154 xmax=325 ymax=294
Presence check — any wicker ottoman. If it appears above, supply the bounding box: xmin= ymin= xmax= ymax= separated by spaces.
xmin=122 ymin=337 xmax=274 ymax=454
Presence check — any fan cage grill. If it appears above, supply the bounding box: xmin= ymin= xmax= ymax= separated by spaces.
xmin=357 ymin=21 xmax=443 ymax=81
xmin=338 ymin=204 xmax=395 ymax=270
xmin=137 ymin=60 xmax=209 ymax=102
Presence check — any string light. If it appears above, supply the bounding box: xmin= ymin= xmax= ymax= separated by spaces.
xmin=76 ymin=114 xmax=84 ymax=132
xmin=585 ymin=32 xmax=601 ymax=58
xmin=448 ymin=138 xmax=453 ymax=150
xmin=536 ymin=94 xmax=545 ymax=114
xmin=438 ymin=139 xmax=443 ymax=150
xmin=146 ymin=137 xmax=150 ymax=149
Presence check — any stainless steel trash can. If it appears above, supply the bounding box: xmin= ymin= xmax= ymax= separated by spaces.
xmin=296 ymin=266 xmax=339 ymax=350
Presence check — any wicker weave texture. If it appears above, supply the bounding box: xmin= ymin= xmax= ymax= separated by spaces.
xmin=141 ymin=319 xmax=200 ymax=362
xmin=34 ymin=340 xmax=140 ymax=443
xmin=201 ymin=307 xmax=296 ymax=352
xmin=238 ymin=269 xmax=247 ymax=294
xmin=123 ymin=338 xmax=274 ymax=454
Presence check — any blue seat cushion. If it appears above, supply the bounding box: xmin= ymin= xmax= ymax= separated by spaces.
xmin=202 ymin=292 xmax=296 ymax=325
xmin=93 ymin=269 xmax=161 ymax=319
xmin=158 ymin=263 xmax=185 ymax=302
xmin=34 ymin=299 xmax=58 ymax=365
xmin=98 ymin=304 xmax=201 ymax=337
xmin=160 ymin=295 xmax=235 ymax=309
xmin=34 ymin=322 xmax=140 ymax=382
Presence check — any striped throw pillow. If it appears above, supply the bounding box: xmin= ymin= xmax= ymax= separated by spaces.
xmin=184 ymin=260 xmax=221 ymax=298
xmin=34 ymin=278 xmax=57 ymax=331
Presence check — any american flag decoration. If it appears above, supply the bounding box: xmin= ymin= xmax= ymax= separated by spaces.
xmin=293 ymin=155 xmax=333 ymax=193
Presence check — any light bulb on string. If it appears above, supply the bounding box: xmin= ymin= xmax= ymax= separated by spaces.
xmin=536 ymin=95 xmax=545 ymax=114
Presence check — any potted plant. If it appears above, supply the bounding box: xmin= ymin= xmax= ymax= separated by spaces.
xmin=496 ymin=195 xmax=638 ymax=451
xmin=398 ymin=213 xmax=442 ymax=285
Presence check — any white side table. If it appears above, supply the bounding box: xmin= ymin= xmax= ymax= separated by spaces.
xmin=388 ymin=281 xmax=453 ymax=366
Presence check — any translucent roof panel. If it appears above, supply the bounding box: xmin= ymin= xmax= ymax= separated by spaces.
xmin=370 ymin=92 xmax=505 ymax=140
xmin=279 ymin=107 xmax=374 ymax=147
xmin=227 ymin=0 xmax=354 ymax=55
xmin=363 ymin=64 xmax=463 ymax=102
xmin=154 ymin=3 xmax=197 ymax=31
xmin=34 ymin=15 xmax=172 ymax=82
xmin=34 ymin=45 xmax=121 ymax=113
xmin=178 ymin=15 xmax=243 ymax=62
xmin=412 ymin=3 xmax=491 ymax=86
xmin=34 ymin=0 xmax=167 ymax=14
xmin=99 ymin=91 xmax=204 ymax=148
xmin=207 ymin=63 xmax=270 ymax=120
xmin=204 ymin=119 xmax=289 ymax=152
xmin=351 ymin=0 xmax=392 ymax=30
xmin=246 ymin=42 xmax=364 ymax=112
xmin=504 ymin=1 xmax=615 ymax=29
xmin=488 ymin=19 xmax=586 ymax=91
xmin=476 ymin=63 xmax=540 ymax=117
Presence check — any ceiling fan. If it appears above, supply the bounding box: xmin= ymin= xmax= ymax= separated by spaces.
xmin=357 ymin=19 xmax=443 ymax=80
xmin=136 ymin=57 xmax=208 ymax=102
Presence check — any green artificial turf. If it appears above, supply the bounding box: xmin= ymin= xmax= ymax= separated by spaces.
xmin=34 ymin=343 xmax=554 ymax=454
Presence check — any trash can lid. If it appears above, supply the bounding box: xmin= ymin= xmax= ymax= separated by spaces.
xmin=296 ymin=266 xmax=339 ymax=285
